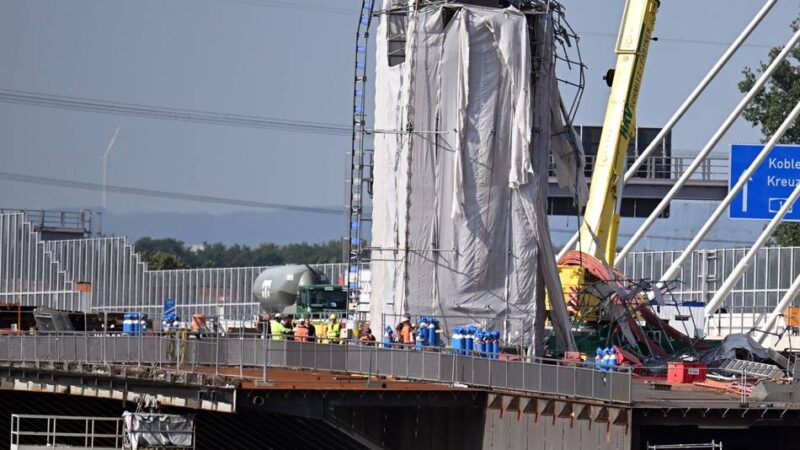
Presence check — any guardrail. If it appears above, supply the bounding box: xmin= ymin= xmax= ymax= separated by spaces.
xmin=0 ymin=333 xmax=631 ymax=404
xmin=11 ymin=414 xmax=123 ymax=450
xmin=0 ymin=209 xmax=95 ymax=233
xmin=549 ymin=155 xmax=729 ymax=182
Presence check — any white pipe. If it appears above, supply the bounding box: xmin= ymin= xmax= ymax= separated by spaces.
xmin=556 ymin=0 xmax=777 ymax=261
xmin=658 ymin=99 xmax=800 ymax=285
xmin=755 ymin=273 xmax=800 ymax=344
xmin=705 ymin=180 xmax=800 ymax=318
xmin=617 ymin=26 xmax=800 ymax=262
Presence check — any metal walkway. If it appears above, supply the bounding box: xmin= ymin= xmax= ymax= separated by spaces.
xmin=0 ymin=333 xmax=633 ymax=405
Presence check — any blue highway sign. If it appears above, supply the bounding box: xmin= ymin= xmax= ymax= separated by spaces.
xmin=730 ymin=144 xmax=800 ymax=220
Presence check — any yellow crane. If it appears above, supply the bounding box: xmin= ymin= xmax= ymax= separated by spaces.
xmin=558 ymin=0 xmax=660 ymax=318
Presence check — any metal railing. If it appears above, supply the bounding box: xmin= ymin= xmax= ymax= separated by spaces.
xmin=0 ymin=211 xmax=355 ymax=318
xmin=10 ymin=414 xmax=122 ymax=450
xmin=1 ymin=209 xmax=95 ymax=234
xmin=620 ymin=247 xmax=800 ymax=315
xmin=549 ymin=155 xmax=729 ymax=182
xmin=0 ymin=332 xmax=632 ymax=404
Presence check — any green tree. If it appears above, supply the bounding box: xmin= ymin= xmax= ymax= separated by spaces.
xmin=134 ymin=237 xmax=188 ymax=258
xmin=738 ymin=18 xmax=800 ymax=246
xmin=133 ymin=237 xmax=346 ymax=269
xmin=252 ymin=243 xmax=285 ymax=266
xmin=145 ymin=251 xmax=188 ymax=270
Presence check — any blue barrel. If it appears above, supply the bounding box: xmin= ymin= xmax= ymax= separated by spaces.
xmin=430 ymin=319 xmax=440 ymax=346
xmin=123 ymin=313 xmax=134 ymax=335
xmin=415 ymin=325 xmax=427 ymax=351
xmin=451 ymin=327 xmax=463 ymax=354
xmin=383 ymin=326 xmax=394 ymax=349
xmin=477 ymin=332 xmax=488 ymax=357
xmin=418 ymin=318 xmax=429 ymax=349
xmin=465 ymin=328 xmax=474 ymax=355
xmin=123 ymin=312 xmax=146 ymax=336
xmin=607 ymin=347 xmax=618 ymax=372
xmin=490 ymin=330 xmax=500 ymax=359
xmin=601 ymin=348 xmax=611 ymax=372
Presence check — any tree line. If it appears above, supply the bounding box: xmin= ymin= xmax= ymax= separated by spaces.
xmin=134 ymin=237 xmax=344 ymax=270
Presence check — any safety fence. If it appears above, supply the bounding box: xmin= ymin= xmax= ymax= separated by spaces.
xmin=11 ymin=208 xmax=800 ymax=337
xmin=0 ymin=333 xmax=632 ymax=404
xmin=10 ymin=414 xmax=124 ymax=450
xmin=0 ymin=212 xmax=353 ymax=317
xmin=620 ymin=246 xmax=800 ymax=315
xmin=4 ymin=210 xmax=799 ymax=317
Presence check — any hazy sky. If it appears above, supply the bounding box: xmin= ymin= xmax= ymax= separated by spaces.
xmin=0 ymin=0 xmax=798 ymax=248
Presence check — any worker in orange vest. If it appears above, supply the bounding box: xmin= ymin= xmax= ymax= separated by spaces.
xmin=294 ymin=319 xmax=309 ymax=342
xmin=396 ymin=314 xmax=415 ymax=348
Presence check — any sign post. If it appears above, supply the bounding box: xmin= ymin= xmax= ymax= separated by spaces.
xmin=729 ymin=144 xmax=800 ymax=220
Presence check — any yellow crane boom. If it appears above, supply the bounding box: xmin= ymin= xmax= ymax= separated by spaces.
xmin=555 ymin=0 xmax=659 ymax=328
xmin=578 ymin=0 xmax=660 ymax=264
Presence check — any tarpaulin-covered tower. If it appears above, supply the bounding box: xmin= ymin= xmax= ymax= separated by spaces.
xmin=368 ymin=0 xmax=587 ymax=354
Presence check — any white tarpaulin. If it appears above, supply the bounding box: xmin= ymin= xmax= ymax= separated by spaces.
xmin=123 ymin=412 xmax=194 ymax=450
xmin=369 ymin=2 xmax=585 ymax=352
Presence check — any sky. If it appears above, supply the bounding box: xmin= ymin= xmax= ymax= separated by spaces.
xmin=0 ymin=0 xmax=798 ymax=250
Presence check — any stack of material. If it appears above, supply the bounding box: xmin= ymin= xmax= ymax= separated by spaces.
xmin=717 ymin=358 xmax=786 ymax=380
xmin=694 ymin=379 xmax=757 ymax=397
xmin=368 ymin=1 xmax=586 ymax=353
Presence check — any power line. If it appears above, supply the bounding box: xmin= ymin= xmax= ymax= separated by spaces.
xmin=578 ymin=30 xmax=774 ymax=49
xmin=0 ymin=171 xmax=342 ymax=216
xmin=0 ymin=88 xmax=352 ymax=136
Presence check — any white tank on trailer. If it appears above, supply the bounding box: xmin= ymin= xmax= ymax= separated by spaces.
xmin=252 ymin=265 xmax=329 ymax=314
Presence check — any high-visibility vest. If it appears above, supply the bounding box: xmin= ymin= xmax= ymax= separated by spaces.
xmin=270 ymin=320 xmax=285 ymax=341
xmin=327 ymin=322 xmax=341 ymax=339
xmin=294 ymin=325 xmax=309 ymax=342
xmin=398 ymin=322 xmax=414 ymax=344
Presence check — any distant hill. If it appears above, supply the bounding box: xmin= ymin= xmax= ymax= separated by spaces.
xmin=101 ymin=210 xmax=347 ymax=246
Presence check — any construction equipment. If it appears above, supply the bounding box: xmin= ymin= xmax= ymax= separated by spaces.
xmin=252 ymin=264 xmax=347 ymax=317
xmin=558 ymin=0 xmax=659 ymax=317
xmin=558 ymin=0 xmax=660 ymax=327
xmin=554 ymin=0 xmax=695 ymax=358
xmin=576 ymin=0 xmax=659 ymax=264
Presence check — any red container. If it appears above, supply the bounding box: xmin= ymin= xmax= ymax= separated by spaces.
xmin=667 ymin=362 xmax=707 ymax=383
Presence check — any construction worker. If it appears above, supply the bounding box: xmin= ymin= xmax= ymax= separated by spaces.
xmin=359 ymin=328 xmax=376 ymax=346
xmin=270 ymin=314 xmax=286 ymax=341
xmin=177 ymin=326 xmax=189 ymax=366
xmin=358 ymin=320 xmax=370 ymax=340
xmin=396 ymin=314 xmax=415 ymax=348
xmin=294 ymin=319 xmax=309 ymax=342
xmin=306 ymin=318 xmax=316 ymax=343
xmin=260 ymin=313 xmax=272 ymax=337
xmin=165 ymin=320 xmax=177 ymax=362
xmin=282 ymin=316 xmax=295 ymax=340
xmin=326 ymin=313 xmax=341 ymax=345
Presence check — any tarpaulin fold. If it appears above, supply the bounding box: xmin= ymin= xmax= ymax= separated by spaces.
xmin=369 ymin=2 xmax=586 ymax=351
